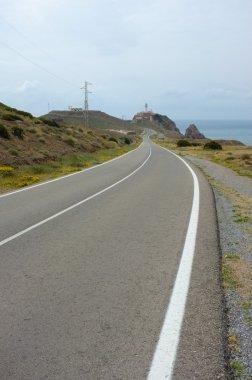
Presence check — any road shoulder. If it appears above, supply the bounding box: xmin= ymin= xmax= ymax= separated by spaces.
xmin=185 ymin=155 xmax=252 ymax=380
xmin=172 ymin=162 xmax=230 ymax=379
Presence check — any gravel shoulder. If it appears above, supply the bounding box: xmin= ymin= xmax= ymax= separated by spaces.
xmin=186 ymin=155 xmax=252 ymax=380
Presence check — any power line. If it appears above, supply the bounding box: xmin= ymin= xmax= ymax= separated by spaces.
xmin=0 ymin=38 xmax=77 ymax=89
xmin=0 ymin=15 xmax=49 ymax=57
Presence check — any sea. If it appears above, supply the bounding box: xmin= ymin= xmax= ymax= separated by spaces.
xmin=174 ymin=120 xmax=252 ymax=146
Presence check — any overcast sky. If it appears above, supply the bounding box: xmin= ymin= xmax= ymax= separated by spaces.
xmin=0 ymin=0 xmax=251 ymax=120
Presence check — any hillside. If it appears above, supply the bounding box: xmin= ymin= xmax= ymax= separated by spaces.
xmin=0 ymin=102 xmax=139 ymax=168
xmin=42 ymin=110 xmax=185 ymax=138
xmin=41 ymin=110 xmax=141 ymax=132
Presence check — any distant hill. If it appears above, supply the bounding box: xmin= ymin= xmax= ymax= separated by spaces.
xmin=42 ymin=110 xmax=184 ymax=138
xmin=41 ymin=110 xmax=141 ymax=132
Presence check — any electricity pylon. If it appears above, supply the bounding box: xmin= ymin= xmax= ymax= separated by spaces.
xmin=81 ymin=81 xmax=92 ymax=128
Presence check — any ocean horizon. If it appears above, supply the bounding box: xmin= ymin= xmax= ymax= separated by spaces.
xmin=174 ymin=119 xmax=252 ymax=146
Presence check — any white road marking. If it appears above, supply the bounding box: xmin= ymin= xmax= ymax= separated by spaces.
xmin=0 ymin=146 xmax=151 ymax=247
xmin=0 ymin=141 xmax=144 ymax=199
xmin=147 ymin=143 xmax=200 ymax=380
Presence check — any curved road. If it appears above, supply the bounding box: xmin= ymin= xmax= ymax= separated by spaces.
xmin=0 ymin=134 xmax=227 ymax=379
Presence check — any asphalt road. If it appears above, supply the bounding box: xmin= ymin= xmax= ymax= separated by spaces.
xmin=0 ymin=134 xmax=228 ymax=379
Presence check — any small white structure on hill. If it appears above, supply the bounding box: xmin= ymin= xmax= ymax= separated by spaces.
xmin=133 ymin=103 xmax=154 ymax=122
xmin=68 ymin=106 xmax=82 ymax=112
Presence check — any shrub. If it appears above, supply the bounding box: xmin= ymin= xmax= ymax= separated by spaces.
xmin=0 ymin=103 xmax=33 ymax=118
xmin=241 ymin=153 xmax=250 ymax=160
xmin=203 ymin=141 xmax=222 ymax=150
xmin=177 ymin=139 xmax=191 ymax=147
xmin=9 ymin=149 xmax=19 ymax=156
xmin=63 ymin=137 xmax=76 ymax=146
xmin=0 ymin=123 xmax=10 ymax=139
xmin=109 ymin=137 xmax=118 ymax=143
xmin=15 ymin=110 xmax=33 ymax=119
xmin=0 ymin=166 xmax=14 ymax=176
xmin=106 ymin=141 xmax=118 ymax=149
xmin=17 ymin=175 xmax=40 ymax=187
xmin=12 ymin=126 xmax=24 ymax=139
xmin=120 ymin=136 xmax=131 ymax=145
xmin=1 ymin=113 xmax=23 ymax=121
xmin=39 ymin=118 xmax=60 ymax=127
xmin=29 ymin=128 xmax=37 ymax=134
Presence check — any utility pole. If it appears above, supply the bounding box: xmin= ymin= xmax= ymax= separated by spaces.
xmin=81 ymin=81 xmax=92 ymax=128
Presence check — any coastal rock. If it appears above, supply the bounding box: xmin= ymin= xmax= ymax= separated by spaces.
xmin=153 ymin=114 xmax=181 ymax=133
xmin=185 ymin=124 xmax=206 ymax=139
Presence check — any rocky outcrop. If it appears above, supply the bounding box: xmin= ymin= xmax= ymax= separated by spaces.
xmin=152 ymin=114 xmax=183 ymax=138
xmin=153 ymin=114 xmax=181 ymax=133
xmin=185 ymin=124 xmax=206 ymax=139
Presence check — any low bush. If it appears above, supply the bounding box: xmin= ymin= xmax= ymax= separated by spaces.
xmin=0 ymin=123 xmax=10 ymax=139
xmin=1 ymin=113 xmax=23 ymax=121
xmin=241 ymin=153 xmax=250 ymax=160
xmin=28 ymin=128 xmax=37 ymax=134
xmin=109 ymin=137 xmax=118 ymax=143
xmin=177 ymin=139 xmax=191 ymax=147
xmin=120 ymin=136 xmax=131 ymax=145
xmin=39 ymin=118 xmax=60 ymax=128
xmin=12 ymin=126 xmax=24 ymax=139
xmin=0 ymin=166 xmax=14 ymax=176
xmin=17 ymin=175 xmax=40 ymax=187
xmin=0 ymin=103 xmax=33 ymax=118
xmin=9 ymin=149 xmax=19 ymax=156
xmin=204 ymin=141 xmax=222 ymax=150
xmin=15 ymin=110 xmax=33 ymax=119
xmin=63 ymin=137 xmax=76 ymax=146
xmin=105 ymin=141 xmax=118 ymax=149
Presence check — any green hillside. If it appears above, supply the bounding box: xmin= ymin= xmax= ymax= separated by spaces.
xmin=0 ymin=102 xmax=141 ymax=192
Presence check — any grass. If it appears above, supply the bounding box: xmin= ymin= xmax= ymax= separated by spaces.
xmin=0 ymin=142 xmax=140 ymax=192
xmin=152 ymin=137 xmax=252 ymax=179
xmin=230 ymin=360 xmax=244 ymax=378
xmin=222 ymin=261 xmax=238 ymax=289
xmin=155 ymin=133 xmax=252 ymax=379
xmin=241 ymin=301 xmax=250 ymax=310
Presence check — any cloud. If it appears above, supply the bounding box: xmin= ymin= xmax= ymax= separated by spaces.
xmin=15 ymin=80 xmax=39 ymax=93
xmin=205 ymin=88 xmax=236 ymax=98
xmin=205 ymin=88 xmax=252 ymax=99
xmin=164 ymin=88 xmax=188 ymax=97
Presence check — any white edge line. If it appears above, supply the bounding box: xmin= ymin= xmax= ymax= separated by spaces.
xmin=0 ymin=146 xmax=151 ymax=247
xmin=147 ymin=142 xmax=200 ymax=380
xmin=0 ymin=141 xmax=144 ymax=199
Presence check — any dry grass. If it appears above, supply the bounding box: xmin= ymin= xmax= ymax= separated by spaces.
xmin=0 ymin=142 xmax=141 ymax=193
xmin=153 ymin=137 xmax=252 ymax=179
xmin=0 ymin=102 xmax=142 ymax=193
xmin=223 ymin=255 xmax=252 ymax=298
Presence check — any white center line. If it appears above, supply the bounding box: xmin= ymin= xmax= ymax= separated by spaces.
xmin=147 ymin=143 xmax=200 ymax=380
xmin=0 ymin=146 xmax=151 ymax=247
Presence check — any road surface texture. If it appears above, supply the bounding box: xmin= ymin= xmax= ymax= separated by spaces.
xmin=0 ymin=135 xmax=229 ymax=379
